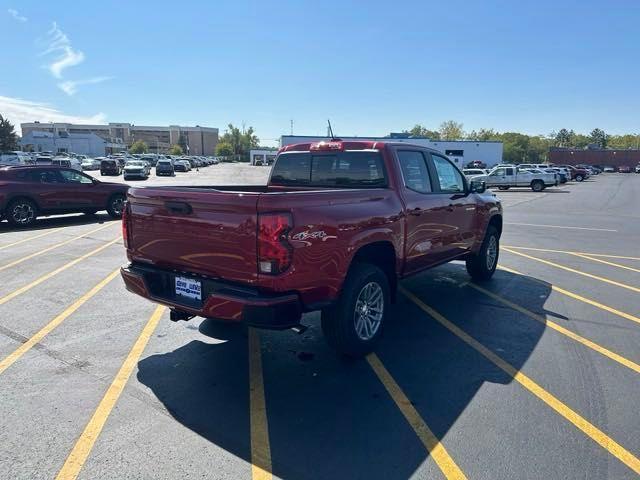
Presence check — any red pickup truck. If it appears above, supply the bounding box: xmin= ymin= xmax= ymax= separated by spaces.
xmin=121 ymin=140 xmax=503 ymax=356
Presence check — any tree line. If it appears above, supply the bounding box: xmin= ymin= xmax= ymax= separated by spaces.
xmin=404 ymin=122 xmax=640 ymax=164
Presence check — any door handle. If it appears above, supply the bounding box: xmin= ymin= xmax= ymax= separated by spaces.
xmin=447 ymin=204 xmax=455 ymax=212
xmin=164 ymin=201 xmax=193 ymax=215
xmin=408 ymin=207 xmax=422 ymax=216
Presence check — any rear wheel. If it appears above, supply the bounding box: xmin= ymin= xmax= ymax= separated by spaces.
xmin=531 ymin=180 xmax=544 ymax=192
xmin=321 ymin=263 xmax=389 ymax=357
xmin=575 ymin=174 xmax=584 ymax=182
xmin=466 ymin=226 xmax=499 ymax=281
xmin=6 ymin=198 xmax=37 ymax=227
xmin=106 ymin=193 xmax=126 ymax=218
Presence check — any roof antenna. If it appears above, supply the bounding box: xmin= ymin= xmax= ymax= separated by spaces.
xmin=327 ymin=119 xmax=336 ymax=140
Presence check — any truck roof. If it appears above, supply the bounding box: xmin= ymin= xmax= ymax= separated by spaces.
xmin=279 ymin=139 xmax=443 ymax=154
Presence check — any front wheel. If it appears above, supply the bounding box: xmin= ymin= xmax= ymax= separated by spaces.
xmin=106 ymin=193 xmax=126 ymax=218
xmin=321 ymin=263 xmax=390 ymax=357
xmin=575 ymin=174 xmax=584 ymax=182
xmin=466 ymin=226 xmax=499 ymax=281
xmin=531 ymin=180 xmax=544 ymax=192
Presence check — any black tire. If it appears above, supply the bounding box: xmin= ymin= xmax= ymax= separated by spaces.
xmin=6 ymin=198 xmax=38 ymax=227
xmin=466 ymin=226 xmax=499 ymax=281
xmin=83 ymin=210 xmax=98 ymax=215
xmin=497 ymin=186 xmax=510 ymax=191
xmin=106 ymin=193 xmax=126 ymax=218
xmin=575 ymin=174 xmax=584 ymax=182
xmin=321 ymin=263 xmax=390 ymax=357
xmin=531 ymin=180 xmax=544 ymax=192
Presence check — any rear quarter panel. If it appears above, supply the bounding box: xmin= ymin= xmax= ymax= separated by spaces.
xmin=256 ymin=188 xmax=405 ymax=307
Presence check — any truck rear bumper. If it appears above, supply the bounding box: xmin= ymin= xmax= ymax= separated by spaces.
xmin=121 ymin=264 xmax=302 ymax=329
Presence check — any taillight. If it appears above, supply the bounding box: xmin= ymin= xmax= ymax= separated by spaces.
xmin=122 ymin=201 xmax=130 ymax=248
xmin=258 ymin=213 xmax=293 ymax=275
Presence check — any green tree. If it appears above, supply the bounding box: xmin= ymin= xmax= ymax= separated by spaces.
xmin=404 ymin=124 xmax=440 ymax=139
xmin=0 ymin=114 xmax=18 ymax=151
xmin=466 ymin=128 xmax=498 ymax=141
xmin=219 ymin=123 xmax=260 ymax=159
xmin=215 ymin=142 xmax=234 ymax=157
xmin=439 ymin=120 xmax=464 ymax=140
xmin=168 ymin=144 xmax=183 ymax=155
xmin=129 ymin=140 xmax=149 ymax=154
xmin=589 ymin=128 xmax=608 ymax=148
xmin=554 ymin=128 xmax=573 ymax=147
xmin=607 ymin=134 xmax=640 ymax=149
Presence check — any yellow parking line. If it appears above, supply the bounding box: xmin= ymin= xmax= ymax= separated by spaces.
xmin=0 ymin=237 xmax=121 ymax=307
xmin=0 ymin=223 xmax=112 ymax=272
xmin=55 ymin=305 xmax=165 ymax=480
xmin=0 ymin=229 xmax=58 ymax=251
xmin=503 ymin=245 xmax=640 ymax=262
xmin=467 ymin=283 xmax=640 ymax=374
xmin=497 ymin=265 xmax=640 ymax=327
xmin=400 ymin=286 xmax=640 ymax=476
xmin=0 ymin=269 xmax=121 ymax=375
xmin=502 ymin=247 xmax=640 ymax=294
xmin=248 ymin=328 xmax=272 ymax=480
xmin=569 ymin=253 xmax=640 ymax=274
xmin=367 ymin=353 xmax=467 ymax=479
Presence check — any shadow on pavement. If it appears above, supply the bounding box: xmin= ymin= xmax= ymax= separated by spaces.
xmin=0 ymin=213 xmax=117 ymax=232
xmin=137 ymin=264 xmax=551 ymax=479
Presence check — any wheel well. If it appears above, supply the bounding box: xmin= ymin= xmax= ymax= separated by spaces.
xmin=351 ymin=242 xmax=398 ymax=301
xmin=488 ymin=215 xmax=503 ymax=237
xmin=6 ymin=195 xmax=39 ymax=211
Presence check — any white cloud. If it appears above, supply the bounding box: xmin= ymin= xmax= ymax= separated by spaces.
xmin=58 ymin=76 xmax=113 ymax=96
xmin=8 ymin=8 xmax=27 ymax=22
xmin=42 ymin=22 xmax=85 ymax=78
xmin=0 ymin=96 xmax=106 ymax=135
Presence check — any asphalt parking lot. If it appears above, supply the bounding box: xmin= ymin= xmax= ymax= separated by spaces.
xmin=1 ymin=168 xmax=639 ymax=479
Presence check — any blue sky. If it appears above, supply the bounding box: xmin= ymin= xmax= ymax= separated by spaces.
xmin=2 ymin=0 xmax=639 ymax=146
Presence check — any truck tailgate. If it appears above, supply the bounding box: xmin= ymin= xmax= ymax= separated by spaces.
xmin=126 ymin=187 xmax=259 ymax=284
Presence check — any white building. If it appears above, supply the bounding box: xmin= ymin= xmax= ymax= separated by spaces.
xmin=249 ymin=149 xmax=278 ymax=165
xmin=280 ymin=135 xmax=503 ymax=168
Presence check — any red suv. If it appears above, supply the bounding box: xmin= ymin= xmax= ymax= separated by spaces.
xmin=0 ymin=166 xmax=129 ymax=227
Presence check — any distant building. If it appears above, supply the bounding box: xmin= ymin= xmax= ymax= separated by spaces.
xmin=20 ymin=130 xmax=125 ymax=157
xmin=280 ymin=134 xmax=504 ymax=168
xmin=549 ymin=147 xmax=640 ymax=168
xmin=20 ymin=122 xmax=219 ymax=155
xmin=250 ymin=149 xmax=278 ymax=165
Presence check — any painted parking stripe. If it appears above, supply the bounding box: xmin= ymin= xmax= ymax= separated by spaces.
xmin=0 ymin=269 xmax=121 ymax=375
xmin=502 ymin=248 xmax=640 ymax=294
xmin=249 ymin=328 xmax=272 ymax=480
xmin=467 ymin=282 xmax=640 ymax=374
xmin=504 ymin=222 xmax=617 ymax=232
xmin=0 ymin=229 xmax=58 ymax=251
xmin=0 ymin=223 xmax=112 ymax=272
xmin=366 ymin=353 xmax=467 ymax=480
xmin=568 ymin=253 xmax=640 ymax=274
xmin=498 ymin=265 xmax=640 ymax=327
xmin=400 ymin=286 xmax=640 ymax=476
xmin=0 ymin=237 xmax=121 ymax=307
xmin=502 ymin=245 xmax=640 ymax=262
xmin=55 ymin=305 xmax=165 ymax=480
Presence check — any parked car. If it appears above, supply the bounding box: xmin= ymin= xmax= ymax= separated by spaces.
xmin=100 ymin=158 xmax=122 ymax=176
xmin=0 ymin=166 xmax=129 ymax=227
xmin=155 ymin=159 xmax=175 ymax=176
xmin=465 ymin=160 xmax=487 ymax=169
xmin=462 ymin=168 xmax=489 ymax=178
xmin=123 ymin=160 xmax=151 ymax=180
xmin=557 ymin=165 xmax=589 ymax=181
xmin=473 ymin=165 xmax=556 ymax=191
xmin=120 ymin=139 xmax=503 ymax=357
xmin=618 ymin=165 xmax=632 ymax=173
xmin=603 ymin=166 xmax=616 ymax=173
xmin=52 ymin=157 xmax=83 ymax=171
xmin=140 ymin=155 xmax=158 ymax=167
xmin=81 ymin=158 xmax=101 ymax=171
xmin=0 ymin=151 xmax=33 ymax=166
xmin=174 ymin=160 xmax=191 ymax=172
xmin=547 ymin=168 xmax=568 ymax=183
xmin=635 ymin=165 xmax=640 ymax=173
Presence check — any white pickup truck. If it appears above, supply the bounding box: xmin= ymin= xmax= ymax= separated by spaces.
xmin=473 ymin=165 xmax=558 ymax=192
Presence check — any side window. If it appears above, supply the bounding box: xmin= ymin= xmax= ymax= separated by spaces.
xmin=431 ymin=155 xmax=465 ymax=193
xmin=32 ymin=170 xmax=61 ymax=183
xmin=491 ymin=168 xmax=506 ymax=176
xmin=59 ymin=170 xmax=93 ymax=184
xmin=506 ymin=167 xmax=515 ymax=176
xmin=397 ymin=151 xmax=432 ymax=193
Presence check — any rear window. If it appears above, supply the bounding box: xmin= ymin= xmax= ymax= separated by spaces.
xmin=270 ymin=151 xmax=387 ymax=188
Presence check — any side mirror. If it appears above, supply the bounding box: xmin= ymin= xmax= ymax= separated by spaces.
xmin=470 ymin=179 xmax=486 ymax=194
